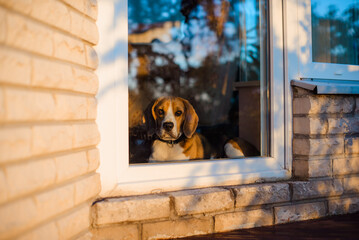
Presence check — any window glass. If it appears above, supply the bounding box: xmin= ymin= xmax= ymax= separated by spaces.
xmin=311 ymin=0 xmax=359 ymax=65
xmin=128 ymin=0 xmax=269 ymax=164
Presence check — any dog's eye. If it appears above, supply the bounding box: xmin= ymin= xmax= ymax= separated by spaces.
xmin=175 ymin=110 xmax=182 ymax=116
xmin=158 ymin=109 xmax=164 ymax=116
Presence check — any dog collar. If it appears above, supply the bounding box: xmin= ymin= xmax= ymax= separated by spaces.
xmin=155 ymin=134 xmax=186 ymax=145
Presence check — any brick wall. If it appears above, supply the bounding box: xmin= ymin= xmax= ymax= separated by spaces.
xmin=292 ymin=87 xmax=359 ymax=179
xmin=0 ymin=1 xmax=100 ymax=239
xmin=91 ymin=87 xmax=359 ymax=240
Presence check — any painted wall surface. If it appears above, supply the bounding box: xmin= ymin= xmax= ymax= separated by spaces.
xmin=0 ymin=1 xmax=101 ymax=239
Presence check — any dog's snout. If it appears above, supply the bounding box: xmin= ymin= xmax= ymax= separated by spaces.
xmin=163 ymin=122 xmax=174 ymax=131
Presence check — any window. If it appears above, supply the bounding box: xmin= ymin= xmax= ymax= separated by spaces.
xmin=287 ymin=0 xmax=359 ymax=81
xmin=128 ymin=0 xmax=269 ymax=164
xmin=97 ymin=0 xmax=288 ymax=195
xmin=312 ymin=0 xmax=359 ymax=65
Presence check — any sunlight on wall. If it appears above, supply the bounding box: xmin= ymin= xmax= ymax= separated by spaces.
xmin=96 ymin=0 xmax=129 ymax=194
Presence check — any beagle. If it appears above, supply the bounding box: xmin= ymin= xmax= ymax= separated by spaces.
xmin=143 ymin=96 xmax=251 ymax=162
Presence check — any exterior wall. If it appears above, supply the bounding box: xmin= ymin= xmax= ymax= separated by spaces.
xmin=0 ymin=1 xmax=100 ymax=239
xmin=91 ymin=87 xmax=359 ymax=240
xmin=292 ymin=87 xmax=359 ymax=179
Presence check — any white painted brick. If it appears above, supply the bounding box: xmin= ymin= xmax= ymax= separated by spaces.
xmin=0 ymin=0 xmax=32 ymax=16
xmin=61 ymin=0 xmax=98 ymax=20
xmin=85 ymin=44 xmax=98 ymax=69
xmin=35 ymin=183 xmax=75 ymax=221
xmin=53 ymin=32 xmax=86 ymax=66
xmin=3 ymin=7 xmax=97 ymax=68
xmin=72 ymin=66 xmax=99 ymax=94
xmin=171 ymin=188 xmax=234 ymax=216
xmin=0 ymin=198 xmax=38 ymax=238
xmin=95 ymin=195 xmax=170 ymax=225
xmin=0 ymin=47 xmax=31 ymax=85
xmin=56 ymin=204 xmax=90 ymax=240
xmin=6 ymin=11 xmax=54 ymax=56
xmin=18 ymin=221 xmax=59 ymax=240
xmin=0 ymin=7 xmax=6 ymax=43
xmin=74 ymin=173 xmax=101 ymax=204
xmin=0 ymin=169 xmax=7 ymax=204
xmin=69 ymin=9 xmax=98 ymax=44
xmin=32 ymin=57 xmax=98 ymax=94
xmin=293 ymin=138 xmax=344 ymax=156
xmin=0 ymin=127 xmax=32 ymax=163
xmin=55 ymin=151 xmax=88 ymax=183
xmin=87 ymin=148 xmax=100 ymax=172
xmin=32 ymin=57 xmax=74 ymax=90
xmin=31 ymin=0 xmax=71 ymax=31
xmin=6 ymin=158 xmax=56 ymax=199
xmin=0 ymin=87 xmax=5 ymax=120
xmin=32 ymin=124 xmax=74 ymax=155
xmin=293 ymin=117 xmax=327 ymax=135
xmin=87 ymin=97 xmax=97 ymax=119
xmin=4 ymin=88 xmax=55 ymax=121
xmin=1 ymin=0 xmax=98 ymax=44
xmin=54 ymin=94 xmax=88 ymax=120
xmin=274 ymin=202 xmax=326 ymax=224
xmin=73 ymin=123 xmax=100 ymax=148
xmin=215 ymin=209 xmax=273 ymax=232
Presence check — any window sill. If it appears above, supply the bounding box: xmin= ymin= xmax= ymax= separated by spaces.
xmin=291 ymin=79 xmax=359 ymax=95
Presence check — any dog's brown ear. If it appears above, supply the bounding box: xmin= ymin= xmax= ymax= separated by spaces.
xmin=142 ymin=97 xmax=164 ymax=137
xmin=142 ymin=98 xmax=159 ymax=137
xmin=181 ymin=98 xmax=199 ymax=138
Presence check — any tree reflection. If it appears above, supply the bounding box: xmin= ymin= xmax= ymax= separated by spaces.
xmin=312 ymin=1 xmax=359 ymax=65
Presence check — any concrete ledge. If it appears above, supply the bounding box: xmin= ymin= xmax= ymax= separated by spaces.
xmin=91 ymin=179 xmax=359 ymax=240
xmin=94 ymin=195 xmax=171 ymax=225
xmin=171 ymin=188 xmax=234 ymax=216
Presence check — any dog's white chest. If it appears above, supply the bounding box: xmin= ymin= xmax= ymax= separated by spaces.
xmin=149 ymin=140 xmax=188 ymax=162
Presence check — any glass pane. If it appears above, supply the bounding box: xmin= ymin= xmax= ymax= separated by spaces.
xmin=311 ymin=0 xmax=359 ymax=65
xmin=128 ymin=0 xmax=269 ymax=164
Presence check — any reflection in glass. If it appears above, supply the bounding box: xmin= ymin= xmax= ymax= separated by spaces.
xmin=128 ymin=0 xmax=269 ymax=163
xmin=312 ymin=0 xmax=359 ymax=65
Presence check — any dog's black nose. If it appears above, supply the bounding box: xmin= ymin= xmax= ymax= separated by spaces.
xmin=163 ymin=122 xmax=174 ymax=131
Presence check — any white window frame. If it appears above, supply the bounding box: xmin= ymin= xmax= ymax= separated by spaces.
xmin=96 ymin=0 xmax=290 ymax=196
xmin=286 ymin=0 xmax=359 ymax=81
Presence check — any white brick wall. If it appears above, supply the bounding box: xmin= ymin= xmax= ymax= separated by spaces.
xmin=0 ymin=1 xmax=100 ymax=239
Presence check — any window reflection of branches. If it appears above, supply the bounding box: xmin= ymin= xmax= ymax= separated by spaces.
xmin=128 ymin=0 xmax=267 ymax=163
xmin=311 ymin=0 xmax=359 ymax=65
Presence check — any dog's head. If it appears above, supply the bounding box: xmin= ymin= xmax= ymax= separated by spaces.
xmin=143 ymin=97 xmax=199 ymax=141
